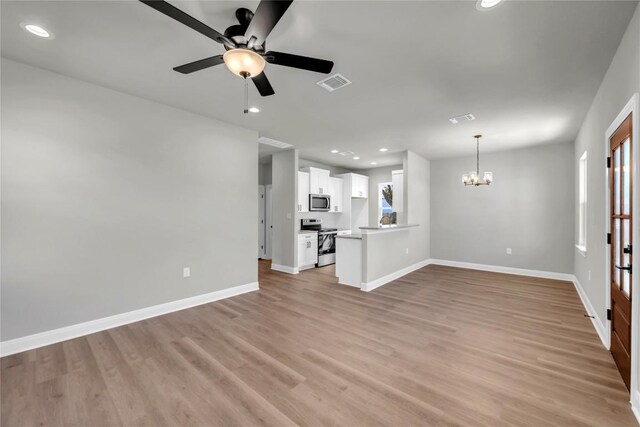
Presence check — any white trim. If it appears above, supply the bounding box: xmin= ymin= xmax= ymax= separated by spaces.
xmin=428 ymin=259 xmax=575 ymax=281
xmin=631 ymin=391 xmax=640 ymax=424
xmin=270 ymin=263 xmax=299 ymax=274
xmin=572 ymin=276 xmax=608 ymax=348
xmin=361 ymin=259 xmax=431 ymax=292
xmin=0 ymin=281 xmax=259 ymax=357
xmin=605 ymin=93 xmax=639 ymax=405
xmin=632 ymin=391 xmax=640 ymax=426
xmin=575 ymin=244 xmax=587 ymax=257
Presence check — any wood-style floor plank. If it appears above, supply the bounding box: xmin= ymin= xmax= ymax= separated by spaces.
xmin=1 ymin=261 xmax=637 ymax=426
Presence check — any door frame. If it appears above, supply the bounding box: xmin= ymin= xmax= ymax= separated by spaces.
xmin=604 ymin=93 xmax=639 ymax=406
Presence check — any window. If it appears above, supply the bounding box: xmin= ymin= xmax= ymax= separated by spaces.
xmin=577 ymin=151 xmax=587 ymax=255
xmin=378 ymin=182 xmax=396 ymax=225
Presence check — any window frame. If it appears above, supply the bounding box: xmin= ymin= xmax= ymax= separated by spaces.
xmin=377 ymin=182 xmax=394 ymax=225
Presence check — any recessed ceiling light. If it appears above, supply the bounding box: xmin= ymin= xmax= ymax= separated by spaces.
xmin=353 ymin=156 xmax=360 ymax=160
xmin=379 ymin=148 xmax=388 ymax=152
xmin=248 ymin=107 xmax=260 ymax=113
xmin=331 ymin=149 xmax=339 ymax=153
xmin=371 ymin=162 xmax=377 ymax=165
xmin=20 ymin=23 xmax=53 ymax=38
xmin=476 ymin=0 xmax=504 ymax=10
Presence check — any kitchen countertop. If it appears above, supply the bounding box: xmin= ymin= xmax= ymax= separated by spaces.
xmin=359 ymin=224 xmax=419 ymax=234
xmin=298 ymin=230 xmax=318 ymax=235
xmin=336 ymin=233 xmax=362 ymax=240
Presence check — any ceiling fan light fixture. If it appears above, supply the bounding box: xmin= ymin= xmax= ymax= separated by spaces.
xmin=223 ymin=48 xmax=266 ymax=78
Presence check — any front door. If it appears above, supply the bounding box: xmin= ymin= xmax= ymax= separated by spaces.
xmin=609 ymin=113 xmax=633 ymax=390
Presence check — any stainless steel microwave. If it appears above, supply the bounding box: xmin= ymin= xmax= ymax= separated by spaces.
xmin=309 ymin=194 xmax=331 ymax=211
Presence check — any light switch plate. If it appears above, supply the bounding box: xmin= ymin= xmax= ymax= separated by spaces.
xmin=183 ymin=267 xmax=191 ymax=278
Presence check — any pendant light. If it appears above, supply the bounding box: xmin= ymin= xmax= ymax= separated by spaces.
xmin=462 ymin=135 xmax=493 ymax=186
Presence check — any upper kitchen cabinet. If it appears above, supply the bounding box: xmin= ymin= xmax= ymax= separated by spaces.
xmin=297 ymin=171 xmax=310 ymax=213
xmin=335 ymin=173 xmax=369 ymax=199
xmin=392 ymin=170 xmax=403 ymax=212
xmin=301 ymin=167 xmax=330 ymax=195
xmin=328 ymin=177 xmax=344 ymax=213
xmin=351 ymin=173 xmax=369 ymax=198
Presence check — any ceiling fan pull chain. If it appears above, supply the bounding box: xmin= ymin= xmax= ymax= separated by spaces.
xmin=244 ymin=75 xmax=249 ymax=114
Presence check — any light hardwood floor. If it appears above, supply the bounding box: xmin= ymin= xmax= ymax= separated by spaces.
xmin=1 ymin=261 xmax=637 ymax=426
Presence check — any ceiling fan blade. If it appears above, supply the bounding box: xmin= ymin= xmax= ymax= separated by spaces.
xmin=264 ymin=51 xmax=334 ymax=74
xmin=252 ymin=72 xmax=275 ymax=97
xmin=244 ymin=0 xmax=293 ymax=47
xmin=173 ymin=55 xmax=224 ymax=74
xmin=140 ymin=0 xmax=236 ymax=48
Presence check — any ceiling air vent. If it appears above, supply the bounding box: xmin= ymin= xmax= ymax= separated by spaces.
xmin=448 ymin=113 xmax=476 ymax=124
xmin=317 ymin=73 xmax=352 ymax=92
xmin=258 ymin=136 xmax=293 ymax=149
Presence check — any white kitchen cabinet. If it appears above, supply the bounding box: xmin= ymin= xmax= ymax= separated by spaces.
xmin=297 ymin=232 xmax=318 ymax=270
xmin=302 ymin=167 xmax=330 ymax=195
xmin=351 ymin=173 xmax=369 ymax=198
xmin=328 ymin=177 xmax=344 ymax=213
xmin=392 ymin=169 xmax=403 ymax=212
xmin=297 ymin=171 xmax=309 ymax=213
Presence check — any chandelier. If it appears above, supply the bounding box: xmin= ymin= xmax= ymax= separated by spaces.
xmin=462 ymin=135 xmax=493 ymax=186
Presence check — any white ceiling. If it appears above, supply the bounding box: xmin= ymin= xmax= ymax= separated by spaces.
xmin=1 ymin=1 xmax=636 ymax=168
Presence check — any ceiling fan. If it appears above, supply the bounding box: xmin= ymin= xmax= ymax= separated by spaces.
xmin=139 ymin=0 xmax=334 ymax=99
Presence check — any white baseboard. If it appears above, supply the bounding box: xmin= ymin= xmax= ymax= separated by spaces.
xmin=0 ymin=281 xmax=259 ymax=357
xmin=428 ymin=259 xmax=575 ymax=281
xmin=271 ymin=263 xmax=299 ymax=274
xmin=361 ymin=259 xmax=431 ymax=292
xmin=571 ymin=276 xmax=609 ymax=348
xmin=633 ymin=391 xmax=640 ymax=426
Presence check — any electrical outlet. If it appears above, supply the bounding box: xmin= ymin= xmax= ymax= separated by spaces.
xmin=506 ymin=248 xmax=512 ymax=255
xmin=406 ymin=248 xmax=409 ymax=254
xmin=183 ymin=267 xmax=191 ymax=278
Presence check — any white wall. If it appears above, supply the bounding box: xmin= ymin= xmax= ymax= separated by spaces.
xmin=259 ymin=161 xmax=272 ymax=185
xmin=271 ymin=149 xmax=298 ymax=269
xmin=362 ymin=151 xmax=430 ymax=283
xmin=574 ymin=3 xmax=639 ymax=324
xmin=573 ymin=3 xmax=640 ymax=392
xmin=360 ymin=165 xmax=402 ymax=227
xmin=430 ymin=142 xmax=574 ymax=274
xmin=1 ymin=59 xmax=258 ymax=341
xmin=299 ymin=158 xmax=351 ymax=176
xmin=406 ymin=151 xmax=431 ymax=265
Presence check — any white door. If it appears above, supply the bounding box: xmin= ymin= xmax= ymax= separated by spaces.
xmin=266 ymin=185 xmax=273 ymax=259
xmin=258 ymin=185 xmax=266 ymax=258
xmin=308 ymin=168 xmax=330 ymax=195
xmin=352 ymin=174 xmax=368 ymax=198
xmin=329 ymin=177 xmax=343 ymax=212
xmin=317 ymin=170 xmax=330 ymax=195
xmin=298 ymin=172 xmax=310 ymax=212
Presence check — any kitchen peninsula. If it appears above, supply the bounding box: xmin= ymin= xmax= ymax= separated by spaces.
xmin=335 ymin=224 xmax=419 ymax=291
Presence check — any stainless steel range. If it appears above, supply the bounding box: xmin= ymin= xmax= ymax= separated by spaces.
xmin=300 ymin=219 xmax=337 ymax=267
